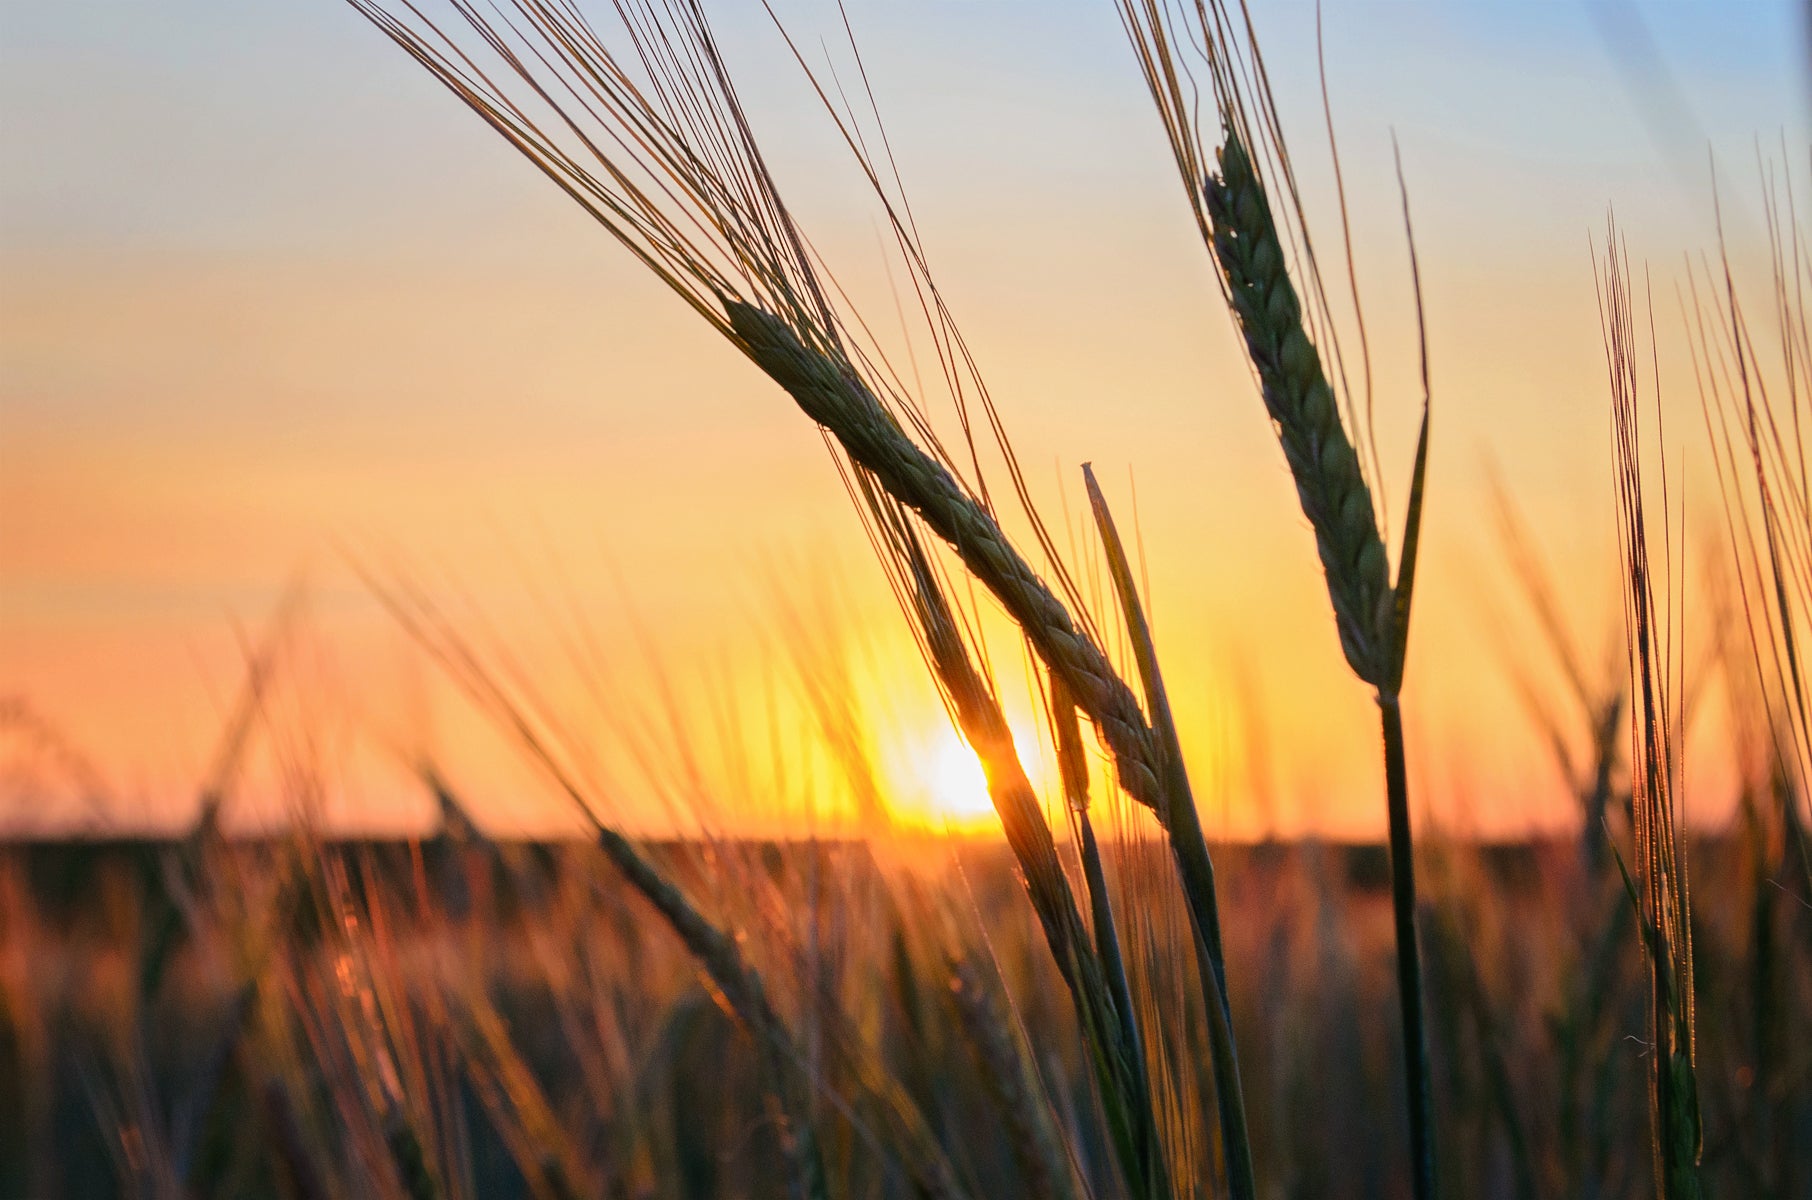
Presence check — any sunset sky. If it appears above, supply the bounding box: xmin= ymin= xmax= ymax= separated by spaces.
xmin=3 ymin=1 xmax=1808 ymax=838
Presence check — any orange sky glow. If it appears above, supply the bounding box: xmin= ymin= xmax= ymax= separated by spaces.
xmin=2 ymin=1 xmax=1808 ymax=839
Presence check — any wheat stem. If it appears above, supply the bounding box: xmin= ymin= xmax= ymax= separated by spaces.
xmin=1380 ymin=694 xmax=1435 ymax=1200
xmin=1081 ymin=467 xmax=1257 ymax=1200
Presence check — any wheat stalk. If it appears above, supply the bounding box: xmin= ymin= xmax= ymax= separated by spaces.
xmin=348 ymin=5 xmax=1253 ymax=1193
xmin=891 ymin=517 xmax=1174 ymax=1200
xmin=946 ymin=956 xmax=1085 ymax=1200
xmin=727 ymin=300 xmax=1165 ymax=812
xmin=1118 ymin=5 xmax=1436 ymax=1196
xmin=1600 ymin=226 xmax=1703 ymax=1200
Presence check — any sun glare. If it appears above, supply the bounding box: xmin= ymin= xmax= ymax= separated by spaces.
xmin=885 ymin=724 xmax=1046 ymax=834
xmin=927 ymin=734 xmax=997 ymax=826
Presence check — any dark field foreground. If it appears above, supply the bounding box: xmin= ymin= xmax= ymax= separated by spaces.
xmin=1 ymin=831 xmax=1806 ymax=1200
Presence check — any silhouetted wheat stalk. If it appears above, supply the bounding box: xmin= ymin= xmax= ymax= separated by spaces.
xmin=886 ymin=509 xmax=1173 ymax=1200
xmin=1687 ymin=169 xmax=1812 ymax=901
xmin=346 ymin=2 xmax=1256 ymax=1194
xmin=1117 ymin=4 xmax=1435 ymax=1196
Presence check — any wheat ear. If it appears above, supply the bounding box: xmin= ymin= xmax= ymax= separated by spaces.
xmin=1201 ymin=126 xmax=1436 ymax=1199
xmin=726 ymin=300 xmax=1166 ymax=815
xmin=1204 ymin=132 xmax=1394 ymax=686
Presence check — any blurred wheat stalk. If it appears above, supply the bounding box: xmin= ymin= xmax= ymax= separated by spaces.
xmin=1600 ymin=225 xmax=1704 ymax=1200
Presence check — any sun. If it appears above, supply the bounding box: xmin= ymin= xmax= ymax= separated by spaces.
xmin=925 ymin=734 xmax=998 ymax=826
xmin=884 ymin=723 xmax=1043 ymax=834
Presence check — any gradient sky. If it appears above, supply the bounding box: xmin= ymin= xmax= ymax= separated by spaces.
xmin=3 ymin=1 xmax=1808 ymax=837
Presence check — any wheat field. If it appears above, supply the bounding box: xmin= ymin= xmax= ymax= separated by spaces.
xmin=2 ymin=2 xmax=1809 ymax=1198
